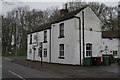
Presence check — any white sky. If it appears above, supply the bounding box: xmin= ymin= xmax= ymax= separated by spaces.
xmin=0 ymin=0 xmax=119 ymax=15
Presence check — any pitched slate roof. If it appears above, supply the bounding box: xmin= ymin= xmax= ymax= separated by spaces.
xmin=28 ymin=23 xmax=51 ymax=34
xmin=102 ymin=31 xmax=119 ymax=38
xmin=28 ymin=5 xmax=88 ymax=34
xmin=52 ymin=5 xmax=88 ymax=24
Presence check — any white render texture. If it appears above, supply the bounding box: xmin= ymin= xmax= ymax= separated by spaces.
xmin=102 ymin=38 xmax=119 ymax=58
xmin=27 ymin=29 xmax=50 ymax=62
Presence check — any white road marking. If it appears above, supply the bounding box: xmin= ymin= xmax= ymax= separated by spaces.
xmin=9 ymin=70 xmax=25 ymax=80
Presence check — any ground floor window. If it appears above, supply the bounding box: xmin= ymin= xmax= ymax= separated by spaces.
xmin=113 ymin=51 xmax=117 ymax=56
xmin=29 ymin=49 xmax=32 ymax=54
xmin=86 ymin=43 xmax=92 ymax=57
xmin=44 ymin=49 xmax=47 ymax=57
xmin=59 ymin=44 xmax=64 ymax=59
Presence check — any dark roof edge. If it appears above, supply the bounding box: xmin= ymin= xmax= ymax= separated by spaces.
xmin=27 ymin=27 xmax=51 ymax=34
xmin=51 ymin=5 xmax=89 ymax=24
xmin=51 ymin=16 xmax=75 ymax=24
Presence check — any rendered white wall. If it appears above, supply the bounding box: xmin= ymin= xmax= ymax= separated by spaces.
xmin=102 ymin=38 xmax=119 ymax=58
xmin=51 ymin=18 xmax=80 ymax=65
xmin=27 ymin=29 xmax=50 ymax=62
xmin=75 ymin=6 xmax=102 ymax=64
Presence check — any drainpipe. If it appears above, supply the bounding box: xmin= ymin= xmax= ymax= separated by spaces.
xmin=82 ymin=11 xmax=85 ymax=60
xmin=74 ymin=16 xmax=81 ymax=66
xmin=49 ymin=28 xmax=51 ymax=63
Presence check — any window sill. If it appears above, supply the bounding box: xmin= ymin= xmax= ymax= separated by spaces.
xmin=43 ymin=41 xmax=47 ymax=43
xmin=58 ymin=36 xmax=65 ymax=38
xmin=58 ymin=57 xmax=65 ymax=59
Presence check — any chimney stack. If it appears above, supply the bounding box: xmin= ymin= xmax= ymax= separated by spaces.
xmin=60 ymin=3 xmax=68 ymax=16
xmin=65 ymin=3 xmax=67 ymax=10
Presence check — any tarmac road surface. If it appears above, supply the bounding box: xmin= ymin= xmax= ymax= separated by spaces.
xmin=2 ymin=58 xmax=61 ymax=79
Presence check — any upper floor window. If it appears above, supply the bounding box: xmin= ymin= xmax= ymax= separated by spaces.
xmin=86 ymin=43 xmax=92 ymax=57
xmin=30 ymin=34 xmax=32 ymax=44
xmin=44 ymin=31 xmax=47 ymax=43
xmin=59 ymin=23 xmax=64 ymax=38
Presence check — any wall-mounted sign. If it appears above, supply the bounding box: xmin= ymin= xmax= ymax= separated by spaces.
xmin=34 ymin=33 xmax=38 ymax=42
xmin=39 ymin=42 xmax=43 ymax=48
xmin=32 ymin=42 xmax=38 ymax=47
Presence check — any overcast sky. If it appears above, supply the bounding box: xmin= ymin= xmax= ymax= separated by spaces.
xmin=0 ymin=0 xmax=119 ymax=15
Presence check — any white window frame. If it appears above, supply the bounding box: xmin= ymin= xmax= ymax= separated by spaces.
xmin=44 ymin=48 xmax=47 ymax=57
xmin=29 ymin=49 xmax=32 ymax=54
xmin=59 ymin=44 xmax=64 ymax=57
xmin=44 ymin=31 xmax=47 ymax=42
xmin=113 ymin=51 xmax=117 ymax=56
xmin=30 ymin=34 xmax=32 ymax=44
xmin=86 ymin=43 xmax=92 ymax=57
xmin=59 ymin=23 xmax=64 ymax=37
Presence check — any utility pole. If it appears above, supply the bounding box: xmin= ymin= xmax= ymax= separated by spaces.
xmin=15 ymin=11 xmax=19 ymax=61
xmin=118 ymin=1 xmax=120 ymax=58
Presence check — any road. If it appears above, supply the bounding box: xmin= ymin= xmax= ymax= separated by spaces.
xmin=2 ymin=58 xmax=61 ymax=79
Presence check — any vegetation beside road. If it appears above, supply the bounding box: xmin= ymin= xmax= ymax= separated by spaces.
xmin=2 ymin=1 xmax=118 ymax=57
xmin=2 ymin=50 xmax=26 ymax=56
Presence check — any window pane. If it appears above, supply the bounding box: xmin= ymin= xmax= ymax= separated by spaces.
xmin=86 ymin=43 xmax=92 ymax=56
xmin=29 ymin=49 xmax=32 ymax=54
xmin=30 ymin=34 xmax=32 ymax=44
xmin=113 ymin=51 xmax=117 ymax=56
xmin=44 ymin=31 xmax=47 ymax=42
xmin=60 ymin=44 xmax=64 ymax=50
xmin=60 ymin=23 xmax=64 ymax=37
xmin=59 ymin=44 xmax=64 ymax=57
xmin=44 ymin=49 xmax=47 ymax=57
xmin=60 ymin=51 xmax=64 ymax=56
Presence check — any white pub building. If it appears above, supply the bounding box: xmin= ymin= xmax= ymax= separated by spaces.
xmin=27 ymin=5 xmax=118 ymax=65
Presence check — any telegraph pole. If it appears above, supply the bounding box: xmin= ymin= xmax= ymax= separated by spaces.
xmin=15 ymin=11 xmax=18 ymax=61
xmin=118 ymin=1 xmax=120 ymax=58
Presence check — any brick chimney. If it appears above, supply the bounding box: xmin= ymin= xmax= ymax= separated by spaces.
xmin=60 ymin=3 xmax=68 ymax=16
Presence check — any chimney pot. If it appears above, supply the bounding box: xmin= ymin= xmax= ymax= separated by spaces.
xmin=60 ymin=3 xmax=68 ymax=16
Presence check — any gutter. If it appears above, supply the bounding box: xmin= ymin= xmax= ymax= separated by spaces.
xmin=49 ymin=28 xmax=51 ymax=63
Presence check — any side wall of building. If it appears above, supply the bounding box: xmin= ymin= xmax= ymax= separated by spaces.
xmin=75 ymin=6 xmax=102 ymax=64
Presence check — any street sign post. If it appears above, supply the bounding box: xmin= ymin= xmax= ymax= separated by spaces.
xmin=39 ymin=42 xmax=43 ymax=67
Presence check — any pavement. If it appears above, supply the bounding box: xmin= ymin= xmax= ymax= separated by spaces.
xmin=2 ymin=56 xmax=120 ymax=79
